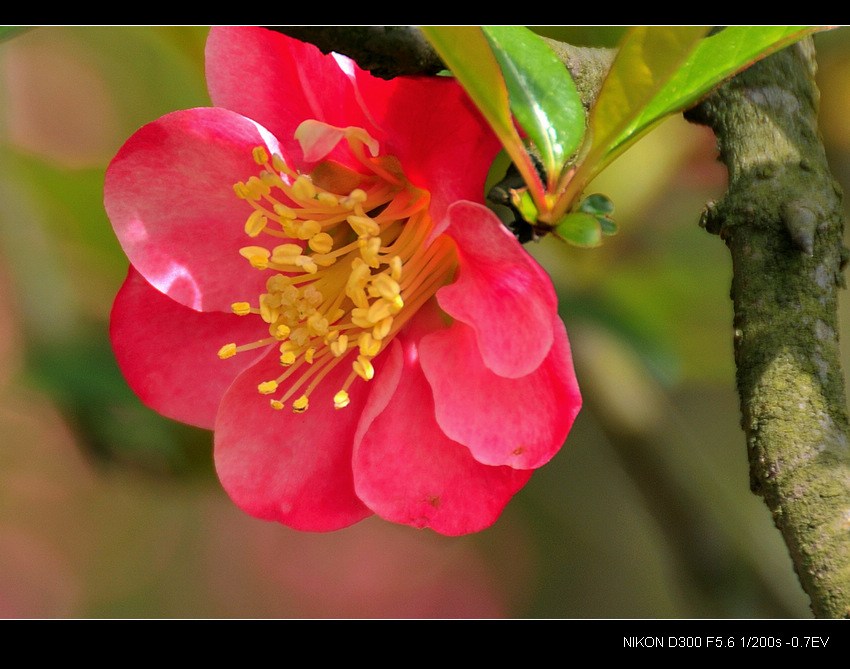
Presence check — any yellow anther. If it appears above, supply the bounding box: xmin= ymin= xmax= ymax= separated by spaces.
xmin=258 ymin=380 xmax=279 ymax=394
xmin=280 ymin=351 xmax=296 ymax=366
xmin=259 ymin=293 xmax=282 ymax=323
xmin=302 ymin=285 xmax=323 ymax=305
xmin=353 ymin=355 xmax=375 ymax=381
xmin=292 ymin=219 xmax=322 ymax=240
xmin=360 ymin=236 xmax=382 ymax=267
xmin=373 ymin=316 xmax=393 ymax=341
xmin=240 ymin=246 xmax=271 ymax=269
xmin=304 ymin=347 xmax=316 ymax=364
xmin=346 ymin=260 xmax=371 ymax=303
xmin=373 ymin=274 xmax=401 ymax=301
xmin=270 ymin=399 xmax=285 ymax=410
xmin=246 ymin=175 xmax=271 ymax=199
xmin=334 ymin=390 xmax=350 ymax=409
xmin=271 ymin=243 xmax=304 ymax=265
xmin=266 ymin=274 xmax=291 ymax=293
xmin=340 ymin=188 xmax=368 ymax=208
xmin=260 ymin=170 xmax=286 ymax=190
xmin=350 ymin=307 xmax=373 ymax=329
xmin=358 ymin=332 xmax=380 ymax=357
xmin=309 ymin=232 xmax=334 ymax=254
xmin=307 ymin=313 xmax=329 ymax=337
xmin=367 ymin=298 xmax=395 ymax=323
xmin=293 ymin=395 xmax=309 ymax=413
xmin=273 ymin=323 xmax=291 ymax=340
xmin=271 ymin=154 xmax=288 ymax=173
xmin=317 ymin=191 xmax=339 ymax=206
xmin=348 ymin=214 xmax=381 ymax=238
xmin=233 ymin=181 xmax=250 ymax=199
xmin=292 ymin=175 xmax=316 ymax=201
xmin=291 ymin=327 xmax=311 ymax=347
xmin=244 ymin=210 xmax=268 ymax=237
xmin=231 ymin=302 xmax=252 ymax=316
xmin=297 ymin=256 xmax=319 ymax=274
xmin=253 ymin=146 xmax=269 ymax=165
xmin=330 ymin=334 xmax=349 ymax=357
xmin=218 ymin=343 xmax=237 ymax=359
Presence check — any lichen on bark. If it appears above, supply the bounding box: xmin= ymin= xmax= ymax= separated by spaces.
xmin=687 ymin=38 xmax=850 ymax=618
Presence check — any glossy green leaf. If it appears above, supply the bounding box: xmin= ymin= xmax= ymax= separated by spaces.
xmin=630 ymin=26 xmax=829 ymax=149
xmin=561 ymin=26 xmax=829 ymax=214
xmin=554 ymin=212 xmax=603 ymax=247
xmin=421 ymin=26 xmax=545 ymax=209
xmin=590 ymin=27 xmax=709 ymax=169
xmin=483 ymin=26 xmax=585 ymax=185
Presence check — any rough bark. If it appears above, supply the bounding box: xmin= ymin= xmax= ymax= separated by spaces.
xmin=686 ymin=39 xmax=850 ymax=618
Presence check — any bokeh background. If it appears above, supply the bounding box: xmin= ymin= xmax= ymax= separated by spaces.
xmin=0 ymin=26 xmax=846 ymax=618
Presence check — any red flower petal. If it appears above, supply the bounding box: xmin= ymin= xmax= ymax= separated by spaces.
xmin=352 ymin=75 xmax=502 ymax=224
xmin=206 ymin=27 xmax=501 ymax=222
xmin=420 ymin=316 xmax=581 ymax=469
xmin=205 ymin=27 xmax=368 ymax=168
xmin=104 ymin=107 xmax=279 ymax=312
xmin=110 ymin=267 xmax=267 ymax=429
xmin=353 ymin=325 xmax=531 ymax=536
xmin=214 ymin=347 xmax=372 ymax=532
xmin=437 ymin=201 xmax=559 ymax=378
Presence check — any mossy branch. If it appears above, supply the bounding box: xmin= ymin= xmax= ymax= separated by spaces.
xmin=686 ymin=39 xmax=850 ymax=618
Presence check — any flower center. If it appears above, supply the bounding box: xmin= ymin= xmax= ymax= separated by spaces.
xmin=218 ymin=123 xmax=456 ymax=412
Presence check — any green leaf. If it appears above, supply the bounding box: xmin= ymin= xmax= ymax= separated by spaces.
xmin=554 ymin=212 xmax=603 ymax=247
xmin=580 ymin=193 xmax=615 ymax=216
xmin=590 ymin=27 xmax=709 ymax=168
xmin=561 ymin=26 xmax=829 ymax=214
xmin=512 ymin=188 xmax=540 ymax=225
xmin=421 ymin=26 xmax=545 ymax=208
xmin=482 ymin=26 xmax=585 ymax=184
xmin=631 ymin=26 xmax=829 ymax=144
xmin=599 ymin=217 xmax=618 ymax=236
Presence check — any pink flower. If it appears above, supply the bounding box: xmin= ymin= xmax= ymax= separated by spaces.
xmin=105 ymin=27 xmax=581 ymax=535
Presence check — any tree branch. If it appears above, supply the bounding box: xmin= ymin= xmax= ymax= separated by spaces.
xmin=265 ymin=26 xmax=444 ymax=78
xmin=687 ymin=39 xmax=850 ymax=618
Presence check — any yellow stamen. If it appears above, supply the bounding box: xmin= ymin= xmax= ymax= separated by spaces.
xmin=258 ymin=380 xmax=279 ymax=394
xmin=240 ymin=246 xmax=271 ymax=269
xmin=245 ymin=209 xmax=268 ymax=237
xmin=222 ymin=125 xmax=457 ymax=412
xmin=253 ymin=146 xmax=269 ymax=165
xmin=218 ymin=343 xmax=237 ymax=359
xmin=334 ymin=390 xmax=350 ymax=409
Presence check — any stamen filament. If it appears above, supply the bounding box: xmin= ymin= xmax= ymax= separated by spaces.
xmin=226 ymin=126 xmax=455 ymax=412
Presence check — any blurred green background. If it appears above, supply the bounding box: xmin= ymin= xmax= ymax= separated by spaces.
xmin=0 ymin=26 xmax=846 ymax=618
